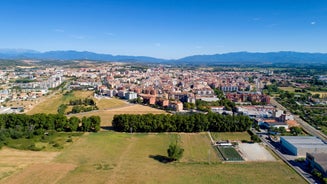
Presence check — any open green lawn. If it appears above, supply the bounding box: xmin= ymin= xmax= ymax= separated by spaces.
xmin=210 ymin=132 xmax=251 ymax=142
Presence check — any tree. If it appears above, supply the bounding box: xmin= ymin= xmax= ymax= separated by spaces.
xmin=167 ymin=142 xmax=184 ymax=161
xmin=251 ymin=134 xmax=261 ymax=143
xmin=290 ymin=126 xmax=302 ymax=136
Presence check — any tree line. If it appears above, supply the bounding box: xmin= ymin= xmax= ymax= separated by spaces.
xmin=0 ymin=113 xmax=101 ymax=135
xmin=112 ymin=113 xmax=252 ymax=132
xmin=69 ymin=98 xmax=96 ymax=106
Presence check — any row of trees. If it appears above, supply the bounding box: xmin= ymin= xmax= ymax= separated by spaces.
xmin=69 ymin=98 xmax=96 ymax=106
xmin=0 ymin=113 xmax=101 ymax=133
xmin=71 ymin=105 xmax=98 ymax=114
xmin=112 ymin=113 xmax=252 ymax=132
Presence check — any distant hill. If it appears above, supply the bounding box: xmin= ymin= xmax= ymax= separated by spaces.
xmin=1 ymin=49 xmax=327 ymax=65
xmin=0 ymin=49 xmax=167 ymax=63
xmin=178 ymin=51 xmax=327 ymax=64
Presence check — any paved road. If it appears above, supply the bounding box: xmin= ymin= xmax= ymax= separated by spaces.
xmin=270 ymin=98 xmax=327 ymax=142
xmin=258 ymin=132 xmax=316 ymax=184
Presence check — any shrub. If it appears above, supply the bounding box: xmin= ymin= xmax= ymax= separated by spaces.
xmin=167 ymin=142 xmax=184 ymax=161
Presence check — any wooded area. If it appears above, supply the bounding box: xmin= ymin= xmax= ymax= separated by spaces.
xmin=112 ymin=113 xmax=252 ymax=132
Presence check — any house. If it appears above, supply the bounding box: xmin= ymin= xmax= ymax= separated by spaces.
xmin=125 ymin=92 xmax=137 ymax=100
xmin=169 ymin=102 xmax=183 ymax=111
xmin=261 ymin=119 xmax=288 ymax=130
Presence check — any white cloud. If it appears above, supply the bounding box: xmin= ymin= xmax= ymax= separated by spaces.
xmin=195 ymin=45 xmax=203 ymax=49
xmin=311 ymin=21 xmax=316 ymax=25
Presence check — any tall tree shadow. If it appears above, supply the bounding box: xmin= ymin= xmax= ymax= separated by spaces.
xmin=149 ymin=155 xmax=172 ymax=163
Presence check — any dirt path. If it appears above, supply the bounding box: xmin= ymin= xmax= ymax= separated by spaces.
xmin=106 ymin=136 xmax=137 ymax=183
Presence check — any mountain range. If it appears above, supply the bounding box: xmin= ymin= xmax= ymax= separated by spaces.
xmin=1 ymin=49 xmax=327 ymax=64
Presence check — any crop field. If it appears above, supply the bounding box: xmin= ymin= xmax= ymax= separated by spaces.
xmin=0 ymin=132 xmax=305 ymax=184
xmin=68 ymin=104 xmax=167 ymax=127
xmin=216 ymin=146 xmax=243 ymax=161
xmin=210 ymin=132 xmax=251 ymax=142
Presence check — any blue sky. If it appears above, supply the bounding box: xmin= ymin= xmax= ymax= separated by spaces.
xmin=0 ymin=0 xmax=326 ymax=59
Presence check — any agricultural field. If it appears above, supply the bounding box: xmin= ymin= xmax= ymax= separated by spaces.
xmin=0 ymin=132 xmax=306 ymax=184
xmin=68 ymin=104 xmax=167 ymax=127
xmin=210 ymin=132 xmax=251 ymax=142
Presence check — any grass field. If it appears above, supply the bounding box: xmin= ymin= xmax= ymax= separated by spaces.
xmin=94 ymin=97 xmax=128 ymax=110
xmin=26 ymin=91 xmax=129 ymax=115
xmin=1 ymin=132 xmax=305 ymax=184
xmin=217 ymin=146 xmax=243 ymax=161
xmin=210 ymin=132 xmax=251 ymax=142
xmin=278 ymin=87 xmax=298 ymax=92
xmin=26 ymin=93 xmax=64 ymax=114
xmin=278 ymin=87 xmax=327 ymax=98
xmin=309 ymin=91 xmax=327 ymax=98
xmin=68 ymin=104 xmax=167 ymax=127
xmin=5 ymin=132 xmax=83 ymax=152
xmin=0 ymin=148 xmax=60 ymax=181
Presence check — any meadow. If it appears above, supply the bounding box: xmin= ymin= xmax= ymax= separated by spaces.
xmin=0 ymin=132 xmax=306 ymax=184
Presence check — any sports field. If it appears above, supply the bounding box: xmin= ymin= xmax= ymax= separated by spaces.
xmin=0 ymin=132 xmax=305 ymax=184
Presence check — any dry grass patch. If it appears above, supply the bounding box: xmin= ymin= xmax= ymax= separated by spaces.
xmin=69 ymin=104 xmax=167 ymax=126
xmin=210 ymin=132 xmax=251 ymax=142
xmin=180 ymin=133 xmax=220 ymax=163
xmin=0 ymin=132 xmax=305 ymax=184
xmin=310 ymin=91 xmax=327 ymax=98
xmin=54 ymin=132 xmax=305 ymax=184
xmin=0 ymin=163 xmax=76 ymax=184
xmin=94 ymin=98 xmax=128 ymax=110
xmin=26 ymin=90 xmax=94 ymax=115
xmin=0 ymin=148 xmax=60 ymax=180
xmin=279 ymin=87 xmax=298 ymax=92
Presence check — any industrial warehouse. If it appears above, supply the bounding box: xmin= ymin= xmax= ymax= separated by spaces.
xmin=280 ymin=136 xmax=327 ymax=156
